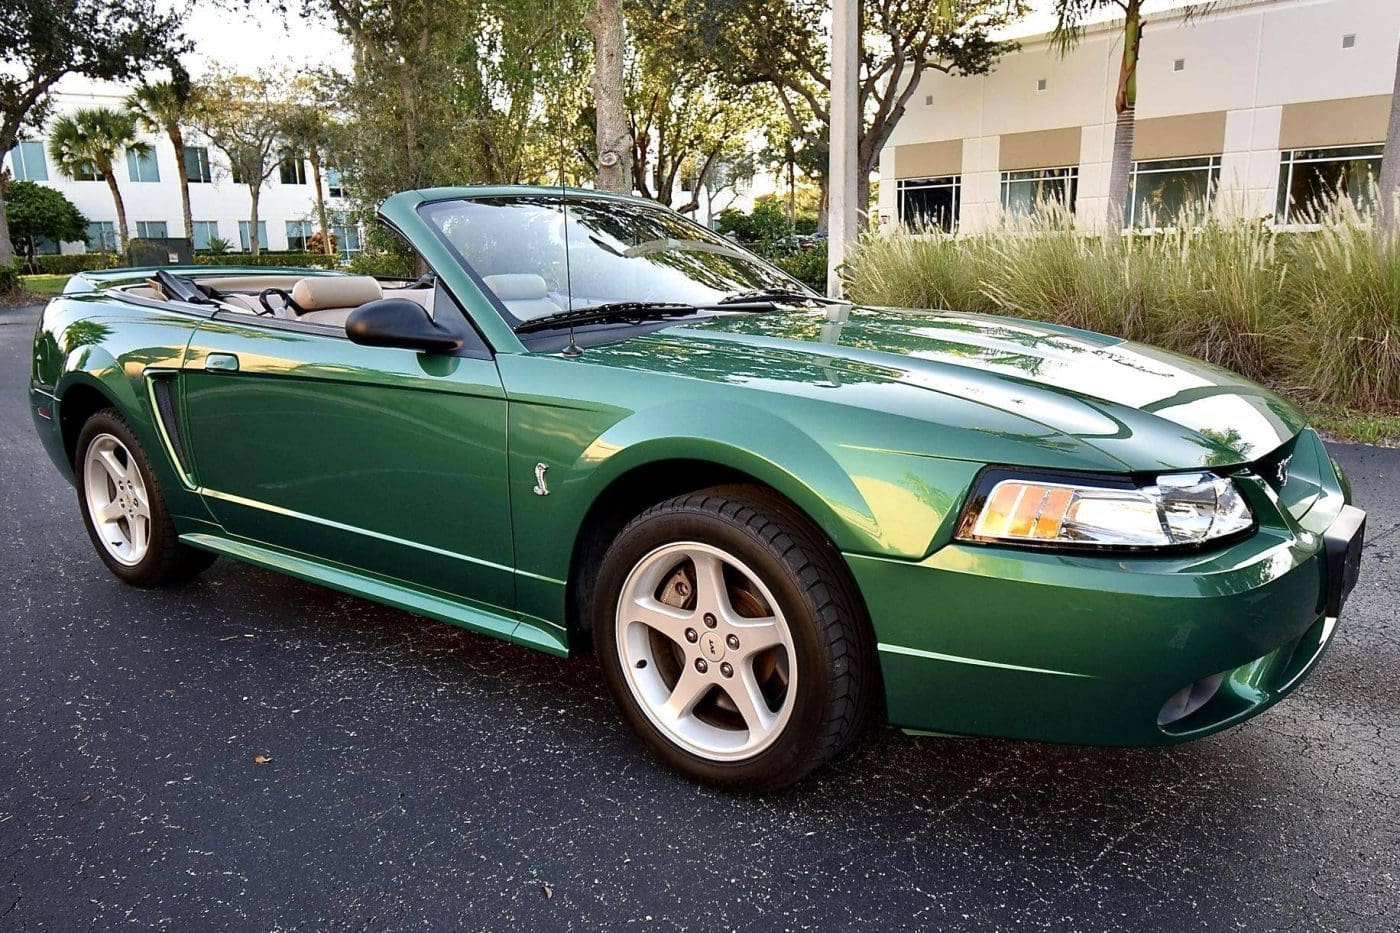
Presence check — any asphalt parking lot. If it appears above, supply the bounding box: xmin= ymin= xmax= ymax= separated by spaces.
xmin=2 ymin=300 xmax=1397 ymax=931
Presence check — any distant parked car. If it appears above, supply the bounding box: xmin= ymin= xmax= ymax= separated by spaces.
xmin=30 ymin=186 xmax=1365 ymax=790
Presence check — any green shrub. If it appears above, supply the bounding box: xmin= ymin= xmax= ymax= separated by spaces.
xmin=194 ymin=251 xmax=340 ymax=269
xmin=716 ymin=199 xmax=793 ymax=244
xmin=1286 ymin=203 xmax=1400 ymax=406
xmin=0 ymin=262 xmax=18 ymax=295
xmin=770 ymin=242 xmax=827 ymax=292
xmin=345 ymin=249 xmax=415 ymax=278
xmin=33 ymin=252 xmax=121 ymax=275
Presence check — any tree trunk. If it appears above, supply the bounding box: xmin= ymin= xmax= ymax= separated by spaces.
xmin=787 ymin=151 xmax=796 ymax=224
xmin=1107 ymin=106 xmax=1136 ymax=229
xmin=104 ymin=167 xmax=131 ymax=257
xmin=1107 ymin=1 xmax=1142 ymax=230
xmin=1 ymin=117 xmax=25 ymax=267
xmin=0 ymin=191 xmax=15 ymax=269
xmin=170 ymin=126 xmax=194 ymax=242
xmin=249 ymin=185 xmax=261 ymax=258
xmin=587 ymin=0 xmax=632 ymax=193
xmin=309 ymin=150 xmax=333 ymax=255
xmin=1379 ymin=39 xmax=1400 ymax=232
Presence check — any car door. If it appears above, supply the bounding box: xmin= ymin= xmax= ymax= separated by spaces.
xmin=179 ymin=283 xmax=514 ymax=611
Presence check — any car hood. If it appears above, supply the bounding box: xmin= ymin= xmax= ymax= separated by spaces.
xmin=583 ymin=305 xmax=1304 ymax=472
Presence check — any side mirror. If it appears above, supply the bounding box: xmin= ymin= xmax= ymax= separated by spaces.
xmin=345 ymin=298 xmax=463 ymax=354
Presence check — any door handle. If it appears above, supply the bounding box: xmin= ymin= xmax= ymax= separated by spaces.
xmin=205 ymin=353 xmax=240 ymax=373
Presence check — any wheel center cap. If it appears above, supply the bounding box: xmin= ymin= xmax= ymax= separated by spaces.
xmin=699 ymin=631 xmax=726 ymax=662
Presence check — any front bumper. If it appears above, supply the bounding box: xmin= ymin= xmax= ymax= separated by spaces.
xmin=851 ymin=436 xmax=1362 ymax=747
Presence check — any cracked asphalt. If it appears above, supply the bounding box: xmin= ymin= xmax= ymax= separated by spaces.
xmin=2 ymin=301 xmax=1397 ymax=931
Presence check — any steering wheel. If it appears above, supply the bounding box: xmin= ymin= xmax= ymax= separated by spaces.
xmin=258 ymin=287 xmax=305 ymax=317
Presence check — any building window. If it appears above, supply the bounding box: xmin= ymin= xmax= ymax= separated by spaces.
xmin=7 ymin=140 xmax=48 ymax=181
xmin=1276 ymin=144 xmax=1382 ymax=224
xmin=238 ymin=220 xmax=269 ymax=251
xmin=135 ymin=221 xmax=168 ymax=239
xmin=87 ymin=222 xmax=117 ymax=252
xmin=897 ymin=176 xmax=962 ymax=232
xmin=1126 ymin=155 xmax=1221 ymax=227
xmin=72 ymin=162 xmax=105 ymax=182
xmin=1000 ymin=166 xmax=1079 ymax=216
xmin=285 ymin=220 xmax=317 ymax=251
xmin=326 ymin=167 xmax=345 ymax=199
xmin=332 ymin=216 xmax=362 ymax=257
xmin=192 ymin=221 xmax=220 ymax=250
xmin=31 ymin=235 xmax=61 ymax=256
xmin=185 ymin=146 xmax=213 ymax=184
xmin=279 ymin=151 xmax=308 ymax=185
xmin=126 ymin=148 xmax=160 ymax=183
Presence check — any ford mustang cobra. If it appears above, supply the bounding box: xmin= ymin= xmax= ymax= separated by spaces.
xmin=29 ymin=187 xmax=1366 ymax=790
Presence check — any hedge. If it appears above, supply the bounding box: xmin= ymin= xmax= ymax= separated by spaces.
xmin=195 ymin=252 xmax=340 ymax=269
xmin=0 ymin=263 xmax=18 ymax=295
xmin=33 ymin=253 xmax=121 ymax=275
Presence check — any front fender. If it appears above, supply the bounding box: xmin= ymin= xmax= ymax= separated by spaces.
xmin=577 ymin=400 xmax=876 ymax=552
xmin=501 ymin=353 xmax=986 ymax=627
xmin=36 ymin=295 xmax=205 ymax=520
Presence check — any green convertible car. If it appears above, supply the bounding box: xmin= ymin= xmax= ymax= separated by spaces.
xmin=30 ymin=187 xmax=1366 ymax=790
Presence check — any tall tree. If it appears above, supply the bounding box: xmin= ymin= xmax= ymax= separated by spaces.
xmin=299 ymin=0 xmax=589 ymax=207
xmin=197 ymin=69 xmax=287 ymax=257
xmin=1379 ymin=38 xmax=1400 ymax=233
xmin=0 ymin=0 xmax=186 ymax=265
xmin=626 ymin=9 xmax=766 ymax=211
xmin=1051 ymin=1 xmax=1211 ymax=229
xmin=127 ymin=74 xmax=200 ymax=243
xmin=587 ymin=0 xmax=633 ymax=192
xmin=280 ymin=84 xmax=339 ymax=256
xmin=47 ymin=107 xmax=148 ymax=255
xmin=677 ymin=0 xmax=1027 ymax=220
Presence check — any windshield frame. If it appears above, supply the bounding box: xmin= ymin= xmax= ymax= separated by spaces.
xmin=415 ymin=191 xmax=818 ymax=333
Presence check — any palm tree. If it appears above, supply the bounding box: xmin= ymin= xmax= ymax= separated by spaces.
xmin=47 ymin=107 xmax=149 ymax=255
xmin=1051 ymin=1 xmax=1210 ymax=230
xmin=128 ymin=79 xmax=201 ymax=243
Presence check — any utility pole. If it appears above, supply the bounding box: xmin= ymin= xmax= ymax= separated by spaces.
xmin=827 ymin=0 xmax=858 ymax=297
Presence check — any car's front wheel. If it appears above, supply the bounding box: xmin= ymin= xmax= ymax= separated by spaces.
xmin=75 ymin=408 xmax=216 ymax=586
xmin=594 ymin=486 xmax=875 ymax=791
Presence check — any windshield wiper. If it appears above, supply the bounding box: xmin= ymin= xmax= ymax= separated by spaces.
xmin=515 ymin=301 xmax=700 ymax=334
xmin=717 ymin=287 xmax=844 ymax=306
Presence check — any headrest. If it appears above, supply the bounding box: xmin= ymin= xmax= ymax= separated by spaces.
xmin=291 ymin=275 xmax=383 ymax=311
xmin=483 ymin=273 xmax=549 ymax=302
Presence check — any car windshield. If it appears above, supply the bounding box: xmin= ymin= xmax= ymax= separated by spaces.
xmin=418 ymin=194 xmax=807 ymax=328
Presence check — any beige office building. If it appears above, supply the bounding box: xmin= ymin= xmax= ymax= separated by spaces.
xmin=877 ymin=0 xmax=1400 ymax=231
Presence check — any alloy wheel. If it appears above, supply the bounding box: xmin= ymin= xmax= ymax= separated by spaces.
xmin=615 ymin=541 xmax=797 ymax=761
xmin=83 ymin=433 xmax=152 ymax=566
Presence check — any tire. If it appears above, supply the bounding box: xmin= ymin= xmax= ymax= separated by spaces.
xmin=74 ymin=408 xmax=217 ymax=586
xmin=593 ymin=485 xmax=875 ymax=791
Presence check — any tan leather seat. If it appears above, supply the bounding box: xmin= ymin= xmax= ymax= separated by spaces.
xmin=482 ymin=273 xmax=559 ymax=321
xmin=292 ymin=275 xmax=384 ymax=328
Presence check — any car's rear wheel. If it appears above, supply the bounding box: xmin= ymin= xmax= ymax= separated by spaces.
xmin=594 ymin=486 xmax=875 ymax=791
xmin=75 ymin=408 xmax=216 ymax=586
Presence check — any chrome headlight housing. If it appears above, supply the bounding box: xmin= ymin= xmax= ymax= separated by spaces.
xmin=956 ymin=468 xmax=1255 ymax=550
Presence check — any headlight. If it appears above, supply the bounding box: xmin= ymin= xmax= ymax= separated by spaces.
xmin=956 ymin=469 xmax=1254 ymax=550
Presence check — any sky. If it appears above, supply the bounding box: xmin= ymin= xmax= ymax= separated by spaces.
xmin=58 ymin=0 xmax=1211 ymax=94
xmin=169 ymin=1 xmax=1147 ymax=74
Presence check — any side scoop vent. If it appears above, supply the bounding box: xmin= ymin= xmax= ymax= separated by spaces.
xmin=150 ymin=376 xmax=191 ymax=475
